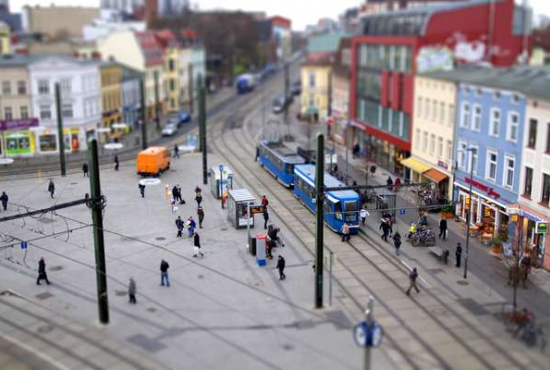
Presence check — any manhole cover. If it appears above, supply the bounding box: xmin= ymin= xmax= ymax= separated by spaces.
xmin=70 ymin=182 xmax=78 ymax=185
xmin=49 ymin=266 xmax=63 ymax=271
xmin=282 ymin=344 xmax=295 ymax=351
xmin=147 ymin=307 xmax=157 ymax=313
xmin=198 ymin=274 xmax=204 ymax=279
xmin=38 ymin=218 xmax=56 ymax=224
xmin=156 ymin=237 xmax=166 ymax=241
xmin=220 ymin=227 xmax=228 ymax=231
xmin=457 ymin=280 xmax=469 ymax=285
xmin=35 ymin=292 xmax=54 ymax=300
xmin=37 ymin=324 xmax=54 ymax=334
xmin=115 ymin=290 xmax=127 ymax=296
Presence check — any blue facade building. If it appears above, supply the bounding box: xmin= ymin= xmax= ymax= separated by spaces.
xmin=451 ymin=68 xmax=527 ymax=238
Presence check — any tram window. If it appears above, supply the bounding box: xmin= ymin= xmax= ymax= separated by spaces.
xmin=344 ymin=201 xmax=358 ymax=222
xmin=323 ymin=199 xmax=331 ymax=215
xmin=334 ymin=201 xmax=343 ymax=221
xmin=286 ymin=164 xmax=292 ymax=175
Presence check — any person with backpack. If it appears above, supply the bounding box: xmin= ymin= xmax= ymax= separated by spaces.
xmin=406 ymin=267 xmax=420 ymax=295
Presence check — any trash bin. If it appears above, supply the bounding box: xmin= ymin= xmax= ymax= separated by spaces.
xmin=256 ymin=233 xmax=266 ymax=267
xmin=250 ymin=237 xmax=256 ymax=256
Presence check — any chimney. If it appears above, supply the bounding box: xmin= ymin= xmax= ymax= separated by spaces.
xmin=145 ymin=0 xmax=158 ymax=29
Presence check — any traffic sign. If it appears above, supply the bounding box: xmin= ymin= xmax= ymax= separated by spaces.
xmin=399 ymin=208 xmax=406 ymax=215
xmin=353 ymin=321 xmax=383 ymax=348
xmin=250 ymin=205 xmax=265 ymax=214
xmin=20 ymin=241 xmax=28 ymax=250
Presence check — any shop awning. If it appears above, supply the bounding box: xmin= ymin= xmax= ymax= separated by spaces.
xmin=424 ymin=168 xmax=448 ymax=183
xmin=400 ymin=157 xmax=430 ymax=174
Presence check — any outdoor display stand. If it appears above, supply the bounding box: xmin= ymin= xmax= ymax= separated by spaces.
xmin=210 ymin=165 xmax=234 ymax=199
xmin=255 ymin=233 xmax=267 ymax=266
xmin=227 ymin=189 xmax=255 ymax=229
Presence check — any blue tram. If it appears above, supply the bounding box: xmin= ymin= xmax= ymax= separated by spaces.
xmin=294 ymin=164 xmax=360 ymax=234
xmin=257 ymin=140 xmax=306 ymax=187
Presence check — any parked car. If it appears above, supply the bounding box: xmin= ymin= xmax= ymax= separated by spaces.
xmin=272 ymin=94 xmax=286 ymax=114
xmin=291 ymin=81 xmax=301 ymax=96
xmin=178 ymin=109 xmax=191 ymax=124
xmin=166 ymin=116 xmax=180 ymax=127
xmin=162 ymin=123 xmax=178 ymax=137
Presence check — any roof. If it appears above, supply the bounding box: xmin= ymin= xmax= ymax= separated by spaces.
xmin=0 ymin=54 xmax=38 ymax=67
xmin=302 ymin=52 xmax=335 ymax=67
xmin=421 ymin=64 xmax=550 ymax=101
xmin=295 ymin=164 xmax=359 ymax=200
xmin=228 ymin=189 xmax=255 ymax=202
xmin=153 ymin=29 xmax=179 ymax=50
xmin=262 ymin=141 xmax=305 ymax=164
xmin=307 ymin=33 xmax=349 ymax=53
xmin=270 ymin=16 xmax=291 ymax=29
xmin=134 ymin=31 xmax=163 ymax=66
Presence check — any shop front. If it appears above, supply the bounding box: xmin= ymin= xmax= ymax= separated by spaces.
xmin=507 ymin=204 xmax=549 ymax=270
xmin=362 ymin=133 xmax=407 ymax=177
xmin=0 ymin=118 xmax=38 ymax=157
xmin=34 ymin=127 xmax=85 ymax=154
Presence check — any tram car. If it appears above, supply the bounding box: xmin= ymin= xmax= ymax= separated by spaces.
xmin=257 ymin=140 xmax=306 ymax=187
xmin=294 ymin=164 xmax=360 ymax=234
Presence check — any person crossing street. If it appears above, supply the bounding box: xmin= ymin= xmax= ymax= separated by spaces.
xmin=456 ymin=243 xmax=463 ymax=268
xmin=128 ymin=278 xmax=137 ymax=304
xmin=82 ymin=163 xmax=89 ymax=177
xmin=36 ymin=257 xmax=51 ymax=285
xmin=406 ymin=268 xmax=420 ymax=296
xmin=197 ymin=206 xmax=205 ymax=228
xmin=160 ymin=260 xmax=170 ymax=287
xmin=439 ymin=217 xmax=448 ymax=239
xmin=276 ymin=255 xmax=286 ymax=280
xmin=0 ymin=191 xmax=8 ymax=211
xmin=47 ymin=180 xmax=55 ymax=198
xmin=193 ymin=232 xmax=204 ymax=257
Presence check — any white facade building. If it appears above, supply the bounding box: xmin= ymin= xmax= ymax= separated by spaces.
xmin=29 ymin=56 xmax=101 ymax=154
xmin=178 ymin=46 xmax=205 ymax=106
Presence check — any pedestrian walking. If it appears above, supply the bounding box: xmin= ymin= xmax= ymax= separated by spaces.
xmin=261 ymin=195 xmax=269 ymax=209
xmin=114 ymin=155 xmax=120 ymax=171
xmin=160 ymin=259 xmax=170 ymax=287
xmin=263 ymin=208 xmax=269 ymax=229
xmin=406 ymin=268 xmax=420 ymax=295
xmin=139 ymin=183 xmax=146 ymax=198
xmin=455 ymin=243 xmax=463 ymax=268
xmin=187 ymin=216 xmax=196 ymax=237
xmin=393 ymin=232 xmax=402 ymax=255
xmin=172 ymin=185 xmax=180 ymax=203
xmin=47 ymin=180 xmax=55 ymax=198
xmin=128 ymin=278 xmax=137 ymax=304
xmin=174 ymin=144 xmax=180 ymax=158
xmin=194 ymin=185 xmax=202 ymax=196
xmin=369 ymin=164 xmax=376 ymax=176
xmin=197 ymin=206 xmax=205 ymax=228
xmin=193 ymin=232 xmax=204 ymax=257
xmin=276 ymin=255 xmax=286 ymax=280
xmin=386 ymin=176 xmax=393 ymax=191
xmin=0 ymin=191 xmax=8 ymax=211
xmin=175 ymin=216 xmax=184 ymax=237
xmin=360 ymin=207 xmax=369 ymax=226
xmin=177 ymin=185 xmax=185 ymax=204
xmin=82 ymin=163 xmax=89 ymax=177
xmin=380 ymin=219 xmax=391 ymax=242
xmin=394 ymin=177 xmax=401 ymax=192
xmin=341 ymin=222 xmax=351 ymax=242
xmin=36 ymin=257 xmax=50 ymax=285
xmin=170 ymin=196 xmax=177 ymax=213
xmin=439 ymin=217 xmax=448 ymax=239
xmin=195 ymin=192 xmax=203 ymax=206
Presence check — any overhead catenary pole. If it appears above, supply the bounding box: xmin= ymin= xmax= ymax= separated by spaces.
xmin=154 ymin=70 xmax=161 ymax=131
xmin=364 ymin=297 xmax=374 ymax=370
xmin=198 ymin=74 xmax=207 ymax=185
xmin=315 ymin=133 xmax=325 ymax=309
xmin=188 ymin=63 xmax=194 ymax=116
xmin=88 ymin=139 xmax=109 ymax=324
xmin=140 ymin=78 xmax=147 ymax=150
xmin=55 ymin=83 xmax=66 ymax=177
xmin=464 ymin=149 xmax=474 ymax=279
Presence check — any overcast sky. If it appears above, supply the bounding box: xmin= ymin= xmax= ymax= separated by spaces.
xmin=10 ymin=0 xmax=550 ymax=30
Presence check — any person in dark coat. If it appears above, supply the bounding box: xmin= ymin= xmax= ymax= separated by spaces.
xmin=276 ymin=255 xmax=286 ymax=280
xmin=194 ymin=186 xmax=202 ymax=195
xmin=128 ymin=278 xmax=137 ymax=304
xmin=456 ymin=243 xmax=463 ymax=268
xmin=114 ymin=155 xmax=120 ymax=171
xmin=0 ymin=191 xmax=8 ymax=211
xmin=369 ymin=165 xmax=376 ymax=176
xmin=139 ymin=184 xmax=145 ymax=198
xmin=352 ymin=143 xmax=360 ymax=158
xmin=380 ymin=219 xmax=391 ymax=242
xmin=48 ymin=180 xmax=55 ymax=198
xmin=160 ymin=260 xmax=170 ymax=286
xmin=263 ymin=208 xmax=269 ymax=229
xmin=36 ymin=257 xmax=50 ymax=285
xmin=193 ymin=232 xmax=204 ymax=257
xmin=386 ymin=176 xmax=393 ymax=191
xmin=174 ymin=144 xmax=180 ymax=158
xmin=172 ymin=185 xmax=180 ymax=203
xmin=177 ymin=185 xmax=184 ymax=204
xmin=197 ymin=206 xmax=205 ymax=228
xmin=82 ymin=163 xmax=89 ymax=177
xmin=195 ymin=192 xmax=203 ymax=206
xmin=393 ymin=232 xmax=402 ymax=255
xmin=439 ymin=217 xmax=448 ymax=239
xmin=175 ymin=216 xmax=184 ymax=237
xmin=406 ymin=268 xmax=420 ymax=295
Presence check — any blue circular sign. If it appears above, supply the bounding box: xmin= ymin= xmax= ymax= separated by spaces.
xmin=353 ymin=321 xmax=383 ymax=348
xmin=219 ymin=164 xmax=224 ymax=172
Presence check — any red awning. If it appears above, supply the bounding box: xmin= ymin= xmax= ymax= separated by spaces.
xmin=424 ymin=168 xmax=448 ymax=183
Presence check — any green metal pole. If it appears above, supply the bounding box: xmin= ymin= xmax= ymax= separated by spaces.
xmin=55 ymin=83 xmax=66 ymax=177
xmin=198 ymin=74 xmax=207 ymax=185
xmin=188 ymin=63 xmax=194 ymax=116
xmin=87 ymin=139 xmax=109 ymax=324
xmin=154 ymin=70 xmax=161 ymax=131
xmin=315 ymin=133 xmax=325 ymax=309
xmin=140 ymin=78 xmax=147 ymax=150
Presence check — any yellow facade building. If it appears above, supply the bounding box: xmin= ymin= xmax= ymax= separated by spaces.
xmin=0 ymin=21 xmax=10 ymax=55
xmin=162 ymin=44 xmax=181 ymax=113
xmin=300 ymin=56 xmax=332 ymax=120
xmin=100 ymin=62 xmax=123 ymax=133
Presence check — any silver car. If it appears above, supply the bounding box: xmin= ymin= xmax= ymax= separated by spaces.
xmin=162 ymin=123 xmax=178 ymax=137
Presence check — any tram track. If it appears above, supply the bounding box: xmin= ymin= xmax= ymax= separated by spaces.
xmin=208 ymin=86 xmax=547 ymax=369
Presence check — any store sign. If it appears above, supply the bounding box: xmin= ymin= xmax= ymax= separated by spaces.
xmin=0 ymin=118 xmax=39 ymax=131
xmin=416 ymin=47 xmax=454 ymax=73
xmin=536 ymin=221 xmax=548 ymax=234
xmin=437 ymin=160 xmax=448 ymax=170
xmin=464 ymin=177 xmax=501 ymax=199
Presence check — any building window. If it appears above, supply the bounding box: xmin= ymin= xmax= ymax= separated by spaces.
xmin=309 ymin=72 xmax=316 ymax=88
xmin=417 ymin=97 xmax=422 ymax=118
xmin=494 ymin=91 xmax=501 ymax=100
xmin=448 ymin=104 xmax=455 ymax=127
xmin=471 ymin=104 xmax=482 ymax=132
xmin=469 ymin=145 xmax=479 ymax=175
xmin=446 ymin=140 xmax=453 ymax=161
xmin=432 ymin=100 xmax=437 ymax=121
xmin=437 ymin=137 xmax=443 ymax=157
xmin=523 ymin=167 xmax=533 ymax=198
xmin=20 ymin=106 xmax=29 ymax=119
xmin=512 ymin=94 xmax=520 ymax=104
xmin=504 ymin=155 xmax=515 ymax=189
xmin=39 ymin=105 xmax=51 ymax=120
xmin=60 ymin=78 xmax=72 ymax=95
xmin=4 ymin=107 xmax=13 ymax=120
xmin=458 ymin=141 xmax=467 ymax=170
xmin=489 ymin=108 xmax=500 ymax=137
xmin=440 ymin=102 xmax=445 ymax=125
xmin=422 ymin=131 xmax=428 ymax=152
xmin=2 ymin=81 xmax=11 ymax=95
xmin=38 ymin=79 xmax=50 ymax=95
xmin=169 ymin=59 xmax=175 ymax=72
xmin=170 ymin=79 xmax=175 ymax=92
xmin=17 ymin=81 xmax=26 ymax=95
xmin=415 ymin=128 xmax=421 ymax=149
xmin=61 ymin=103 xmax=73 ymax=119
xmin=486 ymin=150 xmax=498 ymax=182
xmin=430 ymin=134 xmax=436 ymax=155
xmin=506 ymin=112 xmax=519 ymax=142
xmin=542 ymin=174 xmax=550 ymax=205
xmin=526 ymin=119 xmax=537 ymax=149
xmin=460 ymin=102 xmax=470 ymax=128
xmin=425 ymin=99 xmax=430 ymax=119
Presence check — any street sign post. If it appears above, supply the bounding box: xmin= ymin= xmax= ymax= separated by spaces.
xmin=20 ymin=241 xmax=28 ymax=250
xmin=219 ymin=164 xmax=224 ymax=209
xmin=399 ymin=208 xmax=406 ymax=215
xmin=353 ymin=297 xmax=382 ymax=370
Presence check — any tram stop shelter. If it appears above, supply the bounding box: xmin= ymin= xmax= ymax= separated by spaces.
xmin=210 ymin=165 xmax=234 ymax=199
xmin=227 ymin=189 xmax=255 ymax=229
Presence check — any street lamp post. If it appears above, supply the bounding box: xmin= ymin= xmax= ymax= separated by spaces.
xmin=462 ymin=148 xmax=476 ymax=280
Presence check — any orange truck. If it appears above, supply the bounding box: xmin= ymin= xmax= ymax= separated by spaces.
xmin=136 ymin=147 xmax=171 ymax=177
